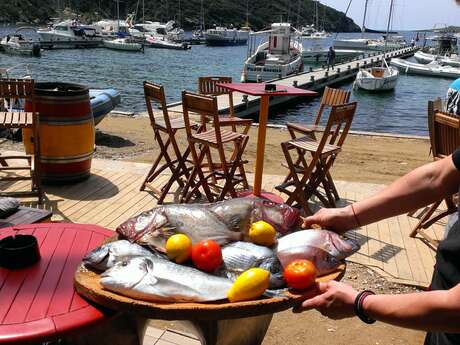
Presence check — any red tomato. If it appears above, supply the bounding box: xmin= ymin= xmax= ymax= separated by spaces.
xmin=191 ymin=240 xmax=223 ymax=272
xmin=283 ymin=259 xmax=317 ymax=290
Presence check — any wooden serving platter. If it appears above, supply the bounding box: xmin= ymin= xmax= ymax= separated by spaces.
xmin=74 ymin=236 xmax=345 ymax=321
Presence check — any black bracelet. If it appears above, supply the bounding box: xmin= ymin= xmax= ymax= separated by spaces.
xmin=354 ymin=290 xmax=376 ymax=324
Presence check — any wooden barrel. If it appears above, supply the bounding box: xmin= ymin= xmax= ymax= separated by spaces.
xmin=23 ymin=82 xmax=95 ymax=184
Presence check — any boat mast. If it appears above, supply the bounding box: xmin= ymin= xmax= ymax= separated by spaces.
xmin=200 ymin=0 xmax=205 ymax=30
xmin=142 ymin=0 xmax=145 ymax=23
xmin=362 ymin=0 xmax=368 ymax=36
xmin=382 ymin=0 xmax=395 ymax=68
xmin=117 ymin=0 xmax=120 ymax=33
xmin=315 ymin=1 xmax=319 ymax=30
xmin=296 ymin=0 xmax=301 ymax=28
xmin=245 ymin=0 xmax=249 ymax=27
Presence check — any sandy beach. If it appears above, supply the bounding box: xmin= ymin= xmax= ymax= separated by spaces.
xmin=93 ymin=114 xmax=431 ymax=185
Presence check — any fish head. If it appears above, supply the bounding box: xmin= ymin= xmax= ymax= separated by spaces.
xmin=100 ymin=257 xmax=154 ymax=290
xmin=328 ymin=233 xmax=361 ymax=260
xmin=83 ymin=243 xmax=111 ymax=271
xmin=252 ymin=198 xmax=300 ymax=234
xmin=117 ymin=208 xmax=169 ymax=245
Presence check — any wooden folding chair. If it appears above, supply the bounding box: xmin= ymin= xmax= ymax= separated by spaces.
xmin=180 ymin=91 xmax=249 ymax=203
xmin=140 ymin=81 xmax=198 ymax=204
xmin=409 ymin=100 xmax=460 ymax=248
xmin=0 ymin=78 xmax=43 ymax=204
xmin=199 ymin=76 xmax=252 ymax=189
xmin=276 ymin=102 xmax=357 ymax=215
xmin=286 ymin=86 xmax=351 ymax=137
xmin=285 ymin=87 xmax=351 ymax=201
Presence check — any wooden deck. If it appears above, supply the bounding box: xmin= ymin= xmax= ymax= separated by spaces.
xmin=1 ymin=153 xmax=443 ymax=344
xmin=1 ymin=153 xmax=441 ymax=288
xmin=167 ymin=46 xmax=418 ymax=118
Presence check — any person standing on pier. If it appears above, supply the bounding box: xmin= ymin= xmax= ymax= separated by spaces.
xmin=326 ymin=46 xmax=336 ymax=71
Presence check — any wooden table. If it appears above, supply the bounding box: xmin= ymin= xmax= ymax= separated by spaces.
xmin=0 ymin=223 xmax=119 ymax=344
xmin=217 ymin=83 xmax=318 ymax=197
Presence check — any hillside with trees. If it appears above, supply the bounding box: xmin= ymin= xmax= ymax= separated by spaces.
xmin=1 ymin=0 xmax=360 ymax=32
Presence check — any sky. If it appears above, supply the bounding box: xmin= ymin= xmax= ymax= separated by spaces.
xmin=319 ymin=0 xmax=460 ymax=31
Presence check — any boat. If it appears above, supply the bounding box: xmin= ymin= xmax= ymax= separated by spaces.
xmin=129 ymin=20 xmax=185 ymax=42
xmin=93 ymin=19 xmax=131 ymax=39
xmin=414 ymin=51 xmax=460 ymax=67
xmin=205 ymin=26 xmax=249 ymax=46
xmin=302 ymin=44 xmax=363 ymax=63
xmin=145 ymin=35 xmax=190 ymax=50
xmin=89 ymin=89 xmax=121 ymax=125
xmin=0 ymin=28 xmax=41 ymax=57
xmin=103 ymin=37 xmax=143 ymax=51
xmin=300 ymin=1 xmax=331 ymax=39
xmin=390 ymin=58 xmax=460 ymax=79
xmin=37 ymin=20 xmax=102 ymax=49
xmin=354 ymin=0 xmax=399 ymax=91
xmin=241 ymin=23 xmax=303 ymax=82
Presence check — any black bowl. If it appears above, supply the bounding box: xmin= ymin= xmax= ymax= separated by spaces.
xmin=0 ymin=235 xmax=40 ymax=269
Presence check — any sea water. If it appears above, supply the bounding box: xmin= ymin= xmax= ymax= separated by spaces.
xmin=0 ymin=28 xmax=452 ymax=136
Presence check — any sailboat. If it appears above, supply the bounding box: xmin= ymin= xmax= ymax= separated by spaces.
xmin=102 ymin=0 xmax=143 ymax=52
xmin=300 ymin=0 xmax=330 ymax=39
xmin=354 ymin=0 xmax=399 ymax=91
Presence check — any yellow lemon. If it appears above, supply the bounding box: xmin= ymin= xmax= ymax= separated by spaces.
xmin=165 ymin=234 xmax=192 ymax=264
xmin=227 ymin=268 xmax=270 ymax=302
xmin=249 ymin=221 xmax=276 ymax=247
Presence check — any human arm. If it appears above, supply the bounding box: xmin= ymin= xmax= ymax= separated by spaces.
xmin=302 ymin=154 xmax=460 ymax=234
xmin=294 ymin=281 xmax=460 ymax=333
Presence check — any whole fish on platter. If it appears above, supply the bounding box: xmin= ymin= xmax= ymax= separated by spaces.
xmin=83 ymin=240 xmax=162 ymax=271
xmin=220 ymin=241 xmax=285 ymax=289
xmin=117 ymin=197 xmax=299 ymax=252
xmin=100 ymin=256 xmax=233 ymax=302
xmin=276 ymin=229 xmax=360 ymax=275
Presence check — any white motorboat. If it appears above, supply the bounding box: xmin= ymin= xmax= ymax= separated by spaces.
xmin=145 ymin=35 xmax=190 ymax=50
xmin=333 ymin=38 xmax=384 ymax=51
xmin=205 ymin=26 xmax=249 ymax=46
xmin=302 ymin=44 xmax=363 ymax=63
xmin=0 ymin=30 xmax=40 ymax=57
xmin=414 ymin=51 xmax=460 ymax=67
xmin=129 ymin=20 xmax=185 ymax=42
xmin=37 ymin=20 xmax=102 ymax=49
xmin=93 ymin=19 xmax=131 ymax=39
xmin=390 ymin=58 xmax=460 ymax=79
xmin=103 ymin=38 xmax=143 ymax=51
xmin=241 ymin=23 xmax=303 ymax=82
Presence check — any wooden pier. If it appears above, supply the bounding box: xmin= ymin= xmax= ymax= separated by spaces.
xmin=167 ymin=46 xmax=418 ymax=117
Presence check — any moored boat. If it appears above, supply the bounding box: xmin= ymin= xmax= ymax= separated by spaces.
xmin=301 ymin=45 xmax=363 ymax=63
xmin=354 ymin=65 xmax=399 ymax=91
xmin=0 ymin=29 xmax=41 ymax=57
xmin=241 ymin=23 xmax=303 ymax=82
xmin=414 ymin=51 xmax=460 ymax=67
xmin=103 ymin=38 xmax=143 ymax=51
xmin=37 ymin=20 xmax=102 ymax=49
xmin=205 ymin=27 xmax=249 ymax=46
xmin=145 ymin=36 xmax=190 ymax=50
xmin=390 ymin=58 xmax=460 ymax=78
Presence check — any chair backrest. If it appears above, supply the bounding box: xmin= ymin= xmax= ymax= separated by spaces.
xmin=182 ymin=90 xmax=222 ymax=141
xmin=319 ymin=102 xmax=358 ymax=152
xmin=198 ymin=76 xmax=234 ymax=117
xmin=313 ymin=86 xmax=351 ymax=125
xmin=143 ymin=81 xmax=171 ymax=130
xmin=0 ymin=78 xmax=36 ymax=114
xmin=428 ymin=100 xmax=460 ymax=160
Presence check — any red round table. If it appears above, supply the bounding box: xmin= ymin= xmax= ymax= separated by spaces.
xmin=0 ymin=223 xmax=115 ymax=344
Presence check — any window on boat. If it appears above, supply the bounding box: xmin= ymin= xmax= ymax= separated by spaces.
xmin=56 ymin=26 xmax=67 ymax=31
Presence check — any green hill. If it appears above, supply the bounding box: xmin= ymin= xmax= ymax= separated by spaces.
xmin=0 ymin=0 xmax=360 ymax=32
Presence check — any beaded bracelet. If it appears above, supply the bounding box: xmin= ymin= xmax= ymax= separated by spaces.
xmin=354 ymin=290 xmax=376 ymax=324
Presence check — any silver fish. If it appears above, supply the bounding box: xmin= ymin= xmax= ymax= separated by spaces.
xmin=220 ymin=241 xmax=285 ymax=289
xmin=116 ymin=197 xmax=299 ymax=252
xmin=276 ymin=229 xmax=360 ymax=275
xmin=83 ymin=240 xmax=162 ymax=271
xmin=100 ymin=256 xmax=233 ymax=302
